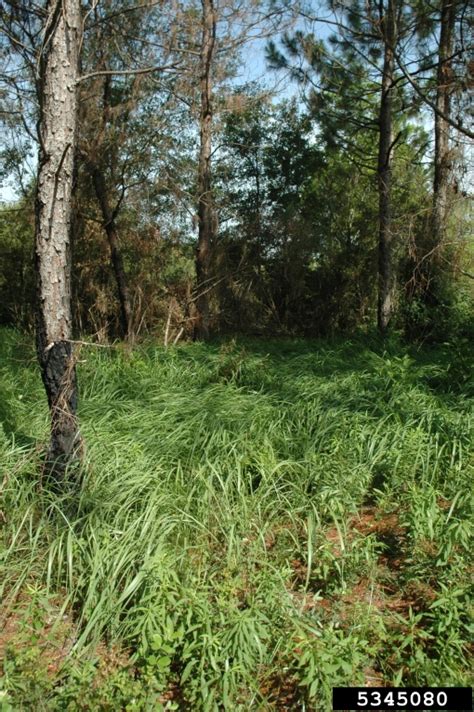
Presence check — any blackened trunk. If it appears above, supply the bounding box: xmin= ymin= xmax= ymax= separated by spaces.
xmin=433 ymin=0 xmax=456 ymax=246
xmin=35 ymin=0 xmax=81 ymax=473
xmin=194 ymin=0 xmax=216 ymax=341
xmin=377 ymin=0 xmax=397 ymax=333
xmin=90 ymin=166 xmax=132 ymax=338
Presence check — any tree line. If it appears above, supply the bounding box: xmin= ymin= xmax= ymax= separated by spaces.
xmin=0 ymin=0 xmax=472 ymax=474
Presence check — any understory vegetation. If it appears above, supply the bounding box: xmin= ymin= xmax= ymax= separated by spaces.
xmin=0 ymin=328 xmax=472 ymax=710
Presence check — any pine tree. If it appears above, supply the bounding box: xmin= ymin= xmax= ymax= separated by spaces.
xmin=35 ymin=0 xmax=82 ymax=472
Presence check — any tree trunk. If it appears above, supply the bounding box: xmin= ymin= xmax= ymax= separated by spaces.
xmin=377 ymin=0 xmax=397 ymax=333
xmin=433 ymin=0 xmax=456 ymax=247
xmin=194 ymin=0 xmax=217 ymax=341
xmin=35 ymin=0 xmax=81 ymax=473
xmin=90 ymin=165 xmax=132 ymax=338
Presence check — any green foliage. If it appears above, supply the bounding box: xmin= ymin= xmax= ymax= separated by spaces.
xmin=0 ymin=201 xmax=35 ymax=329
xmin=0 ymin=331 xmax=472 ymax=708
xmin=402 ymin=282 xmax=474 ymax=344
xmin=0 ymin=92 xmax=468 ymax=342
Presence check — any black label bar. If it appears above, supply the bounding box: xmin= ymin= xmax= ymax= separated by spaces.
xmin=332 ymin=687 xmax=472 ymax=711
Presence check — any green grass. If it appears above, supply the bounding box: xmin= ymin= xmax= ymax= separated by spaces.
xmin=0 ymin=329 xmax=472 ymax=710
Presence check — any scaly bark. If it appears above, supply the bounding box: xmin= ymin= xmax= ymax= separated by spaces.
xmin=194 ymin=0 xmax=217 ymax=341
xmin=433 ymin=0 xmax=456 ymax=247
xmin=35 ymin=0 xmax=81 ymax=473
xmin=377 ymin=0 xmax=397 ymax=332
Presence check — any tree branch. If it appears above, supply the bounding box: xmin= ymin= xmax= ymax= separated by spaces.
xmin=394 ymin=50 xmax=474 ymax=139
xmin=77 ymin=62 xmax=182 ymax=83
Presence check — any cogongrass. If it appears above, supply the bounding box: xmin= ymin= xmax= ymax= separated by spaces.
xmin=0 ymin=329 xmax=472 ymax=709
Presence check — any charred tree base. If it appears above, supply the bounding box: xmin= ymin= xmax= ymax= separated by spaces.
xmin=38 ymin=340 xmax=82 ymax=478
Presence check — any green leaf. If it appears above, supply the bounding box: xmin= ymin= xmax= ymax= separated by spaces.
xmin=150 ymin=634 xmax=163 ymax=651
xmin=157 ymin=656 xmax=171 ymax=670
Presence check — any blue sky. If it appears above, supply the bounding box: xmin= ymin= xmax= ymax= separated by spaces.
xmin=1 ymin=6 xmax=337 ymax=206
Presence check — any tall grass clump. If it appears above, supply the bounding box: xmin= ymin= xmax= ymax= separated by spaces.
xmin=0 ymin=329 xmax=472 ymax=709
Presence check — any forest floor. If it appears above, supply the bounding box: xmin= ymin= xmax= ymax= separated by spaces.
xmin=0 ymin=329 xmax=472 ymax=710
